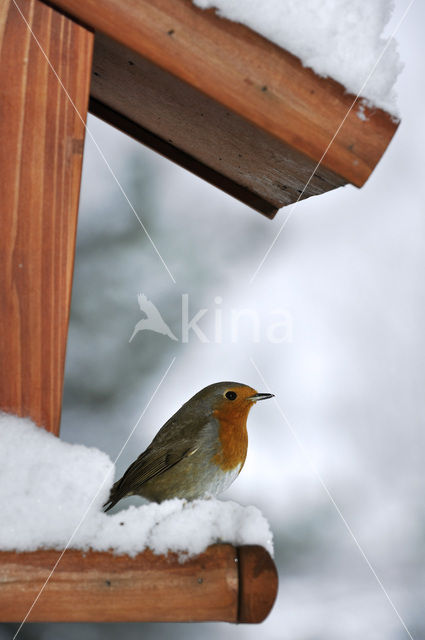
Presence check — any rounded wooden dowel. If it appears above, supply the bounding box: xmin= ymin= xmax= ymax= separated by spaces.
xmin=0 ymin=544 xmax=278 ymax=623
xmin=0 ymin=545 xmax=238 ymax=622
xmin=237 ymin=545 xmax=278 ymax=624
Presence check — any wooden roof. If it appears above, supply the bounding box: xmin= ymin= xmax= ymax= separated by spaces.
xmin=53 ymin=0 xmax=399 ymax=217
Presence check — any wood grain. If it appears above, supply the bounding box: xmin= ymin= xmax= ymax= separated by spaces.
xmin=238 ymin=545 xmax=278 ymax=623
xmin=51 ymin=0 xmax=398 ymax=207
xmin=0 ymin=0 xmax=93 ymax=434
xmin=89 ymin=97 xmax=280 ymax=217
xmin=0 ymin=545 xmax=276 ymax=623
xmin=90 ymin=33 xmax=346 ymax=216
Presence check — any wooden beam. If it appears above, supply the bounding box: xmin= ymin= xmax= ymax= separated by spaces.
xmin=89 ymin=97 xmax=279 ymax=217
xmin=0 ymin=545 xmax=278 ymax=623
xmin=0 ymin=0 xmax=93 ymax=434
xmin=89 ymin=32 xmax=346 ymax=217
xmin=51 ymin=0 xmax=397 ymax=213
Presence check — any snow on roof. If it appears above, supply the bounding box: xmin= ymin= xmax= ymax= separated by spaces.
xmin=0 ymin=413 xmax=273 ymax=557
xmin=193 ymin=0 xmax=401 ymax=115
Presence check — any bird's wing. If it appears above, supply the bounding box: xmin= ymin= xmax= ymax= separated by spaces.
xmin=138 ymin=294 xmax=159 ymax=319
xmin=104 ymin=441 xmax=197 ymax=510
xmin=137 ymin=293 xmax=148 ymax=311
xmin=122 ymin=442 xmax=196 ymax=488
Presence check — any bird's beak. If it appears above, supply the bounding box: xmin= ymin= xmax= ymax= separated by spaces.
xmin=248 ymin=392 xmax=274 ymax=402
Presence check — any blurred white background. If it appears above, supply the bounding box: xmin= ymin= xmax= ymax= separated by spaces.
xmin=3 ymin=1 xmax=424 ymax=638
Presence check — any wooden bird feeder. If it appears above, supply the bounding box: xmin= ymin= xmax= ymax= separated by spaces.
xmin=0 ymin=0 xmax=398 ymax=625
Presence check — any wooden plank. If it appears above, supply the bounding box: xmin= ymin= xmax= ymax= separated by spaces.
xmin=0 ymin=545 xmax=276 ymax=623
xmin=90 ymin=33 xmax=346 ymax=216
xmin=89 ymin=97 xmax=279 ymax=217
xmin=0 ymin=0 xmax=93 ymax=434
xmin=51 ymin=0 xmax=398 ymax=207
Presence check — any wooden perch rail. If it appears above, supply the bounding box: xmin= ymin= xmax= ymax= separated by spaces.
xmin=0 ymin=545 xmax=277 ymax=623
xmin=52 ymin=0 xmax=399 ymax=217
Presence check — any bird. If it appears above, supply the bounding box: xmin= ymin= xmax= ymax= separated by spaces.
xmin=129 ymin=293 xmax=178 ymax=343
xmin=103 ymin=381 xmax=274 ymax=511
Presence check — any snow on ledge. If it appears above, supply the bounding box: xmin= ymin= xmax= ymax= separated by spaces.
xmin=0 ymin=413 xmax=273 ymax=558
xmin=192 ymin=0 xmax=401 ymax=115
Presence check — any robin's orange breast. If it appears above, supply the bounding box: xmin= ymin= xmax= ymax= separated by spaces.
xmin=211 ymin=403 xmax=249 ymax=472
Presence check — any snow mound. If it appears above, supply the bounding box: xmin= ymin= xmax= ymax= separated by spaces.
xmin=193 ymin=0 xmax=401 ymax=114
xmin=0 ymin=413 xmax=273 ymax=557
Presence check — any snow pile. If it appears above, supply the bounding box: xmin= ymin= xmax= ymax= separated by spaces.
xmin=192 ymin=0 xmax=401 ymax=114
xmin=0 ymin=413 xmax=273 ymax=557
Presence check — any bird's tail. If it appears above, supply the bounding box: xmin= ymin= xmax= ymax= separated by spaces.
xmin=103 ymin=498 xmax=116 ymax=513
xmin=103 ymin=479 xmax=122 ymax=513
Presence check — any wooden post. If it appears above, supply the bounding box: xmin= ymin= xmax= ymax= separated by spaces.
xmin=0 ymin=0 xmax=94 ymax=434
xmin=0 ymin=545 xmax=278 ymax=623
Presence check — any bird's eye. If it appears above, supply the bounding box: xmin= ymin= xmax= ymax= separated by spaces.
xmin=225 ymin=391 xmax=237 ymax=401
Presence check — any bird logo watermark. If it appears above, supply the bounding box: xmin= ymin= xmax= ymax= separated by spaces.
xmin=129 ymin=293 xmax=293 ymax=344
xmin=129 ymin=294 xmax=178 ymax=342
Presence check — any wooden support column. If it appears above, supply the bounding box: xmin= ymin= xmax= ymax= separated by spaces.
xmin=0 ymin=0 xmax=94 ymax=434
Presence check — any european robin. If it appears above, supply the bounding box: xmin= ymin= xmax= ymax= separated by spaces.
xmin=104 ymin=381 xmax=273 ymax=511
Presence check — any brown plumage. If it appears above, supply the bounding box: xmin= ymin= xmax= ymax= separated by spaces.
xmin=103 ymin=381 xmax=273 ymax=511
